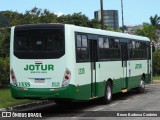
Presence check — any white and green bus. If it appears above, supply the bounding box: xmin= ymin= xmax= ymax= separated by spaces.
xmin=10 ymin=24 xmax=151 ymax=104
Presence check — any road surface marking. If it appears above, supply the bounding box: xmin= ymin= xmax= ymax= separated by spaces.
xmin=109 ymin=103 xmax=119 ymax=107
xmin=93 ymin=107 xmax=104 ymax=111
xmin=133 ymin=96 xmax=140 ymax=99
xmin=72 ymin=114 xmax=86 ymax=119
xmin=123 ymin=99 xmax=129 ymax=102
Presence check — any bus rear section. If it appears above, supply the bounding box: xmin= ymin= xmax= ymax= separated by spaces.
xmin=10 ymin=24 xmax=74 ymax=100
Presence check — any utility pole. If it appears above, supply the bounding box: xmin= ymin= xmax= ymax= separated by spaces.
xmin=100 ymin=0 xmax=104 ymax=29
xmin=121 ymin=0 xmax=124 ymax=33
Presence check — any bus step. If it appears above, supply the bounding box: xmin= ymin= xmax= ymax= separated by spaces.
xmin=121 ymin=89 xmax=128 ymax=93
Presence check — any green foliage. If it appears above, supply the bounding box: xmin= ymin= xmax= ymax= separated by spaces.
xmin=105 ymin=27 xmax=114 ymax=31
xmin=57 ymin=12 xmax=90 ymax=27
xmin=0 ymin=57 xmax=10 ymax=86
xmin=0 ymin=28 xmax=10 ymax=57
xmin=116 ymin=29 xmax=122 ymax=32
xmin=135 ymin=14 xmax=160 ymax=43
xmin=40 ymin=9 xmax=57 ymax=23
xmin=0 ymin=88 xmax=37 ymax=108
xmin=87 ymin=19 xmax=101 ymax=28
xmin=153 ymin=50 xmax=160 ymax=75
xmin=150 ymin=14 xmax=160 ymax=29
xmin=153 ymin=76 xmax=160 ymax=80
xmin=135 ymin=23 xmax=158 ymax=42
xmin=0 ymin=13 xmax=10 ymax=27
xmin=0 ymin=7 xmax=102 ymax=28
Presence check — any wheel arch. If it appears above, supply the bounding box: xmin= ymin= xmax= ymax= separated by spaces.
xmin=107 ymin=78 xmax=113 ymax=87
xmin=141 ymin=73 xmax=146 ymax=80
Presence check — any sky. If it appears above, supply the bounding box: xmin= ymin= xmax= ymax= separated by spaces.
xmin=0 ymin=0 xmax=160 ymax=26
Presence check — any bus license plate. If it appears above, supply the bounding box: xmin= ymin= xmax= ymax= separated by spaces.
xmin=35 ymin=78 xmax=45 ymax=83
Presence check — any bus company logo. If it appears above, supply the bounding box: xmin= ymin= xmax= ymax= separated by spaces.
xmin=24 ymin=64 xmax=54 ymax=73
xmin=135 ymin=64 xmax=142 ymax=69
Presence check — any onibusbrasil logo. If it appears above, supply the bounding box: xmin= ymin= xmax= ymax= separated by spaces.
xmin=1 ymin=112 xmax=42 ymax=118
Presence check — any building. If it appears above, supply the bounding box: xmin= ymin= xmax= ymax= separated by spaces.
xmin=94 ymin=10 xmax=119 ymax=30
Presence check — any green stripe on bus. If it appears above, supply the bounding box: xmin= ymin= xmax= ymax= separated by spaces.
xmin=10 ymin=74 xmax=151 ymax=100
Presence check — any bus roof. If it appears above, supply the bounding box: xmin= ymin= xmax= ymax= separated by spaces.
xmin=12 ymin=23 xmax=150 ymax=42
xmin=65 ymin=24 xmax=150 ymax=42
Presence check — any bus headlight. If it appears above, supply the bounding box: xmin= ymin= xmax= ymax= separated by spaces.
xmin=10 ymin=69 xmax=18 ymax=86
xmin=62 ymin=68 xmax=71 ymax=87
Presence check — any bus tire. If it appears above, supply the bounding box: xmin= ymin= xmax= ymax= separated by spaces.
xmin=137 ymin=77 xmax=145 ymax=93
xmin=101 ymin=81 xmax=112 ymax=104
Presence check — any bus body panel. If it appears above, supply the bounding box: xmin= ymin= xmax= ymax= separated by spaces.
xmin=10 ymin=24 xmax=151 ymax=101
xmin=11 ymin=56 xmax=66 ymax=89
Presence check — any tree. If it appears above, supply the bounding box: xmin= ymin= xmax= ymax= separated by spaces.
xmin=105 ymin=27 xmax=114 ymax=31
xmin=24 ymin=7 xmax=41 ymax=24
xmin=0 ymin=28 xmax=10 ymax=57
xmin=119 ymin=25 xmax=127 ymax=31
xmin=150 ymin=14 xmax=160 ymax=29
xmin=0 ymin=11 xmax=21 ymax=26
xmin=40 ymin=9 xmax=57 ymax=23
xmin=88 ymin=19 xmax=101 ymax=29
xmin=153 ymin=50 xmax=160 ymax=75
xmin=57 ymin=12 xmax=90 ymax=27
xmin=0 ymin=13 xmax=10 ymax=27
xmin=116 ymin=29 xmax=122 ymax=32
xmin=135 ymin=23 xmax=158 ymax=42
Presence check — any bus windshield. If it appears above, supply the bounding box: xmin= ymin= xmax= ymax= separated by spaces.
xmin=14 ymin=28 xmax=65 ymax=59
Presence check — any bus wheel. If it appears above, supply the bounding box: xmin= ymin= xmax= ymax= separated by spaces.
xmin=137 ymin=77 xmax=145 ymax=93
xmin=101 ymin=81 xmax=112 ymax=104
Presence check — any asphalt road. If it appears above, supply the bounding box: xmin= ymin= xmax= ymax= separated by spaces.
xmin=1 ymin=83 xmax=160 ymax=120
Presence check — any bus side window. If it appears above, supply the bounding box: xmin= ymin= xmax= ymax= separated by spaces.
xmin=98 ymin=37 xmax=110 ymax=60
xmin=129 ymin=40 xmax=133 ymax=59
xmin=76 ymin=34 xmax=90 ymax=62
xmin=109 ymin=38 xmax=120 ymax=59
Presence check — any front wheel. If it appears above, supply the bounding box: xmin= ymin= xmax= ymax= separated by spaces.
xmin=101 ymin=81 xmax=112 ymax=104
xmin=137 ymin=79 xmax=145 ymax=93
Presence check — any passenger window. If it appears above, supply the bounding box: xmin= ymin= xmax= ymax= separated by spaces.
xmin=77 ymin=35 xmax=81 ymax=47
xmin=109 ymin=38 xmax=120 ymax=59
xmin=99 ymin=37 xmax=104 ymax=48
xmin=76 ymin=34 xmax=90 ymax=62
xmin=104 ymin=38 xmax=109 ymax=48
xmin=82 ymin=35 xmax=88 ymax=47
xmin=98 ymin=37 xmax=110 ymax=60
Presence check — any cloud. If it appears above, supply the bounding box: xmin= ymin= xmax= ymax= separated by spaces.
xmin=54 ymin=12 xmax=64 ymax=17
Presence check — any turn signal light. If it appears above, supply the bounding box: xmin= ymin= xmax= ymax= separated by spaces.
xmin=62 ymin=68 xmax=71 ymax=87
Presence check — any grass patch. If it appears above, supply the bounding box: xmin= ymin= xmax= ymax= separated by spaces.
xmin=153 ymin=76 xmax=160 ymax=80
xmin=0 ymin=88 xmax=37 ymax=108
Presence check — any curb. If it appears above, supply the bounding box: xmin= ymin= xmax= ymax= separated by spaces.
xmin=0 ymin=100 xmax=53 ymax=111
xmin=153 ymin=80 xmax=160 ymax=84
xmin=0 ymin=108 xmax=6 ymax=111
xmin=8 ymin=100 xmax=53 ymax=111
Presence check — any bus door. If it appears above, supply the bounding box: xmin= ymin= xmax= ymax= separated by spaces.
xmin=88 ymin=35 xmax=98 ymax=98
xmin=120 ymin=41 xmax=128 ymax=89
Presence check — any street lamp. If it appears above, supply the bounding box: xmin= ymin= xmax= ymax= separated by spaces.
xmin=100 ymin=0 xmax=104 ymax=29
xmin=121 ymin=0 xmax=124 ymax=33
